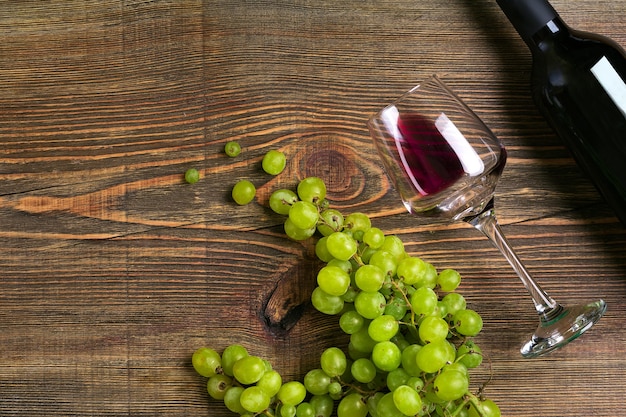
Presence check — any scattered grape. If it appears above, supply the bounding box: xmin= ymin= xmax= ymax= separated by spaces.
xmin=262 ymin=149 xmax=287 ymax=175
xmin=184 ymin=168 xmax=200 ymax=184
xmin=231 ymin=179 xmax=256 ymax=205
xmin=224 ymin=141 xmax=241 ymax=157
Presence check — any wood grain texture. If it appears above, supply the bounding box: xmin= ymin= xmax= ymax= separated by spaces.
xmin=1 ymin=0 xmax=625 ymax=416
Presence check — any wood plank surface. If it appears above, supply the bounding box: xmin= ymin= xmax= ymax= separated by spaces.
xmin=1 ymin=0 xmax=625 ymax=416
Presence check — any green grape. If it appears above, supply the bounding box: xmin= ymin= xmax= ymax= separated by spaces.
xmin=317 ymin=265 xmax=351 ymax=296
xmin=441 ymin=292 xmax=466 ymax=316
xmin=400 ymin=344 xmax=423 ymax=376
xmin=337 ymin=393 xmax=368 ymax=417
xmin=262 ymin=149 xmax=287 ymax=175
xmin=232 ymin=355 xmax=266 ymax=385
xmin=354 ymin=291 xmax=386 ymax=319
xmin=240 ymin=385 xmax=271 ymax=413
xmin=418 ymin=316 xmax=449 ymax=343
xmin=297 ymin=176 xmax=327 ymax=203
xmin=328 ymin=381 xmax=343 ymax=397
xmin=434 ymin=370 xmax=469 ymax=401
xmin=224 ymin=141 xmax=241 ymax=157
xmin=371 ymin=341 xmax=401 ymax=372
xmin=392 ymin=385 xmax=422 ymax=417
xmin=468 ymin=399 xmax=501 ymax=417
xmin=311 ymin=287 xmax=344 ymax=315
xmin=341 ymin=286 xmax=358 ymax=303
xmin=396 ymin=257 xmax=428 ymax=286
xmin=223 ymin=386 xmax=247 ymax=414
xmin=376 ymin=392 xmax=405 ymax=417
xmin=363 ymin=227 xmax=385 ymax=249
xmin=269 ymin=189 xmax=298 ymax=215
xmin=384 ymin=295 xmax=409 ymax=320
xmin=310 ymin=395 xmax=334 ymax=417
xmin=284 ymin=218 xmax=316 ymax=241
xmin=349 ymin=327 xmax=377 ymax=353
xmin=192 ymin=347 xmax=221 ymax=377
xmin=221 ymin=344 xmax=249 ymax=376
xmin=320 ymin=347 xmax=347 ymax=378
xmin=354 ymin=264 xmax=385 ymax=292
xmin=344 ymin=212 xmax=372 ymax=240
xmin=437 ymin=269 xmax=462 ymax=292
xmin=326 ymin=231 xmax=358 ymax=261
xmin=406 ymin=376 xmax=425 ymax=392
xmin=327 ymin=258 xmax=353 ymax=274
xmin=281 ymin=404 xmax=297 ymax=417
xmin=456 ymin=340 xmax=483 ymax=369
xmin=256 ymin=370 xmax=282 ymax=397
xmin=315 ymin=237 xmax=334 ymax=263
xmin=232 ymin=180 xmax=256 ymax=205
xmin=277 ymin=381 xmax=307 ymax=406
xmin=296 ymin=402 xmax=315 ymax=417
xmin=410 ymin=287 xmax=438 ymax=316
xmin=359 ymin=244 xmax=378 ymax=264
xmin=443 ymin=361 xmax=468 ymax=377
xmin=351 ymin=357 xmax=377 ymax=383
xmin=435 ymin=301 xmax=449 ymax=318
xmin=368 ymin=250 xmax=398 ymax=277
xmin=453 ymin=309 xmax=483 ymax=336
xmin=184 ymin=168 xmax=200 ymax=184
xmin=386 ymin=368 xmax=410 ymax=391
xmin=415 ymin=341 xmax=451 ymax=374
xmin=303 ymin=369 xmax=331 ymax=396
xmin=368 ymin=314 xmax=400 ymax=342
xmin=207 ymin=374 xmax=232 ymax=400
xmin=289 ymin=201 xmax=319 ymax=230
xmin=367 ymin=393 xmax=385 ymax=417
xmin=380 ymin=235 xmax=405 ymax=260
xmin=317 ymin=209 xmax=344 ymax=236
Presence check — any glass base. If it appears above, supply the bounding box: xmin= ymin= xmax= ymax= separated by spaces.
xmin=520 ymin=300 xmax=607 ymax=358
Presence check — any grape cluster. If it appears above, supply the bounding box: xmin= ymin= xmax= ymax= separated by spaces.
xmin=194 ymin=177 xmax=500 ymax=417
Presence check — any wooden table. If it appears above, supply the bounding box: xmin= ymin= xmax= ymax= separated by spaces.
xmin=1 ymin=1 xmax=625 ymax=416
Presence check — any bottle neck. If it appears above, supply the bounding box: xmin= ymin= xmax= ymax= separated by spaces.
xmin=496 ymin=0 xmax=559 ymax=46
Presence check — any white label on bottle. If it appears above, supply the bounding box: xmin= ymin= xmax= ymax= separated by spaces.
xmin=591 ymin=56 xmax=626 ymax=118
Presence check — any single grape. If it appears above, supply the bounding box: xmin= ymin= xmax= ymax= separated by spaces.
xmin=410 ymin=287 xmax=438 ymax=316
xmin=354 ymin=264 xmax=385 ymax=293
xmin=296 ymin=402 xmax=315 ymax=417
xmin=192 ymin=347 xmax=221 ymax=378
xmin=349 ymin=327 xmax=377 ymax=354
xmin=456 ymin=340 xmax=483 ymax=369
xmin=371 ymin=341 xmax=401 ymax=372
xmin=310 ymin=395 xmax=334 ymax=417
xmin=328 ymin=381 xmax=343 ymax=397
xmin=289 ymin=201 xmax=319 ymax=230
xmin=392 ymin=385 xmax=423 ymax=417
xmin=384 ymin=295 xmax=409 ymax=320
xmin=269 ymin=189 xmax=298 ymax=215
xmin=326 ymin=232 xmax=358 ymax=261
xmin=396 ymin=256 xmax=428 ymax=286
xmin=303 ymin=369 xmax=331 ymax=396
xmin=327 ymin=258 xmax=353 ymax=275
xmin=415 ymin=341 xmax=451 ymax=374
xmin=386 ymin=368 xmax=410 ymax=391
xmin=368 ymin=314 xmax=400 ymax=342
xmin=223 ymin=386 xmax=247 ymax=414
xmin=320 ymin=347 xmax=347 ymax=378
xmin=207 ymin=374 xmax=232 ymax=400
xmin=224 ymin=141 xmax=241 ymax=157
xmin=232 ymin=179 xmax=256 ymax=205
xmin=315 ymin=236 xmax=335 ymax=263
xmin=311 ymin=287 xmax=344 ymax=315
xmin=380 ymin=235 xmax=405 ymax=260
xmin=434 ymin=370 xmax=469 ymax=401
xmin=344 ymin=212 xmax=371 ymax=240
xmin=297 ymin=176 xmax=327 ymax=203
xmin=437 ymin=269 xmax=462 ymax=292
xmin=317 ymin=209 xmax=344 ymax=236
xmin=184 ymin=168 xmax=200 ymax=184
xmin=418 ymin=316 xmax=449 ymax=343
xmin=232 ymin=355 xmax=266 ymax=385
xmin=221 ymin=344 xmax=248 ymax=376
xmin=262 ymin=149 xmax=286 ymax=175
xmin=453 ymin=309 xmax=483 ymax=336
xmin=281 ymin=404 xmax=297 ymax=417
xmin=284 ymin=218 xmax=316 ymax=241
xmin=337 ymin=393 xmax=368 ymax=417
xmin=351 ymin=358 xmax=377 ymax=383
xmin=339 ymin=310 xmax=365 ymax=335
xmin=368 ymin=250 xmax=398 ymax=277
xmin=240 ymin=385 xmax=271 ymax=413
xmin=441 ymin=292 xmax=466 ymax=316
xmin=277 ymin=381 xmax=307 ymax=406
xmin=468 ymin=399 xmax=501 ymax=417
xmin=317 ymin=265 xmax=351 ymax=296
xmin=376 ymin=392 xmax=405 ymax=417
xmin=400 ymin=344 xmax=423 ymax=376
xmin=256 ymin=369 xmax=282 ymax=397
xmin=354 ymin=291 xmax=386 ymax=319
xmin=363 ymin=227 xmax=385 ymax=249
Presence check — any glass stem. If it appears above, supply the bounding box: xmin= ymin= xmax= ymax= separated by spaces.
xmin=465 ymin=199 xmax=560 ymax=319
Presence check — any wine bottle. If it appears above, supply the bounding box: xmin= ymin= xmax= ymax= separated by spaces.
xmin=496 ymin=0 xmax=626 ymax=225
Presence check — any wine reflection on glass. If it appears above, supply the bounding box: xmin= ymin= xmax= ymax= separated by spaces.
xmin=368 ymin=75 xmax=606 ymax=358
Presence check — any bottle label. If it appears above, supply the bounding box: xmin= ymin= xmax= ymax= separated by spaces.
xmin=591 ymin=56 xmax=626 ymax=118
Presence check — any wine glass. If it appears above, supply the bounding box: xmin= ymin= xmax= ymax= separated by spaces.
xmin=367 ymin=75 xmax=606 ymax=358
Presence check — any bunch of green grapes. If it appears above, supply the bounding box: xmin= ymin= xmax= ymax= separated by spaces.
xmin=193 ymin=177 xmax=500 ymax=417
